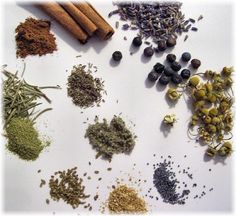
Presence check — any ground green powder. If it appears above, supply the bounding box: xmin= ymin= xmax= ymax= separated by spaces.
xmin=85 ymin=116 xmax=136 ymax=160
xmin=6 ymin=117 xmax=44 ymax=161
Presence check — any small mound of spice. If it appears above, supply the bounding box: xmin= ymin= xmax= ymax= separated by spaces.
xmin=153 ymin=159 xmax=190 ymax=205
xmin=85 ymin=115 xmax=136 ymax=160
xmin=49 ymin=167 xmax=90 ymax=209
xmin=108 ymin=185 xmax=147 ymax=213
xmin=6 ymin=118 xmax=44 ymax=161
xmin=67 ymin=64 xmax=105 ymax=108
xmin=15 ymin=17 xmax=57 ymax=58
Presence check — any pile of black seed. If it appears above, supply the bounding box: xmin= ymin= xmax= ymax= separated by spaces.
xmin=153 ymin=159 xmax=190 ymax=205
xmin=150 ymin=156 xmax=214 ymax=205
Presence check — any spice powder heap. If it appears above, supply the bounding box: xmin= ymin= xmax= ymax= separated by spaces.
xmin=108 ymin=185 xmax=147 ymax=213
xmin=85 ymin=115 xmax=136 ymax=160
xmin=6 ymin=118 xmax=44 ymax=161
xmin=15 ymin=17 xmax=57 ymax=58
xmin=67 ymin=64 xmax=105 ymax=108
xmin=49 ymin=167 xmax=90 ymax=209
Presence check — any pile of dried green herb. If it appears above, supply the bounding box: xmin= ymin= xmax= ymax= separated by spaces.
xmin=187 ymin=67 xmax=234 ymax=158
xmin=108 ymin=185 xmax=147 ymax=213
xmin=6 ymin=118 xmax=44 ymax=161
xmin=49 ymin=167 xmax=90 ymax=209
xmin=85 ymin=115 xmax=136 ymax=160
xmin=67 ymin=64 xmax=105 ymax=108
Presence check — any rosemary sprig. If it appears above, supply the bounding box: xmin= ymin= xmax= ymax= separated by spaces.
xmin=2 ymin=65 xmax=60 ymax=127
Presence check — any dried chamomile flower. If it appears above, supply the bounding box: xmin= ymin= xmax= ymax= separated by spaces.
xmin=193 ymin=88 xmax=206 ymax=100
xmin=206 ymin=147 xmax=217 ymax=157
xmin=188 ymin=76 xmax=200 ymax=87
xmin=163 ymin=114 xmax=177 ymax=126
xmin=166 ymin=88 xmax=181 ymax=101
xmin=221 ymin=66 xmax=234 ymax=77
xmin=218 ymin=142 xmax=233 ymax=156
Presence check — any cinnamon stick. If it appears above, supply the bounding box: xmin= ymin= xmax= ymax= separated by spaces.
xmin=60 ymin=2 xmax=97 ymax=36
xmin=74 ymin=1 xmax=114 ymax=40
xmin=38 ymin=2 xmax=88 ymax=44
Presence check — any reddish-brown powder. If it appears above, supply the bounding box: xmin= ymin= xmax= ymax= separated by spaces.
xmin=15 ymin=17 xmax=57 ymax=58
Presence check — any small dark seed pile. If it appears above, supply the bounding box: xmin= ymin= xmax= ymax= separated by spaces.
xmin=49 ymin=167 xmax=90 ymax=209
xmin=67 ymin=64 xmax=105 ymax=108
xmin=150 ymin=156 xmax=213 ymax=204
xmin=153 ymin=159 xmax=190 ymax=205
xmin=109 ymin=2 xmax=201 ymax=46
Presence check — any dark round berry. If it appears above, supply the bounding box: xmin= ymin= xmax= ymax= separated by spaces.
xmin=181 ymin=69 xmax=191 ymax=79
xmin=163 ymin=67 xmax=174 ymax=77
xmin=181 ymin=52 xmax=191 ymax=62
xmin=157 ymin=41 xmax=167 ymax=51
xmin=158 ymin=75 xmax=170 ymax=85
xmin=191 ymin=59 xmax=201 ymax=69
xmin=148 ymin=71 xmax=159 ymax=82
xmin=166 ymin=54 xmax=176 ymax=63
xmin=171 ymin=73 xmax=183 ymax=84
xmin=153 ymin=63 xmax=165 ymax=73
xmin=171 ymin=62 xmax=181 ymax=71
xmin=132 ymin=36 xmax=142 ymax=47
xmin=112 ymin=51 xmax=122 ymax=61
xmin=143 ymin=47 xmax=154 ymax=57
xmin=166 ymin=37 xmax=176 ymax=47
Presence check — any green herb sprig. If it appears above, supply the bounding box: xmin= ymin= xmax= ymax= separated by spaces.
xmin=2 ymin=64 xmax=61 ymax=127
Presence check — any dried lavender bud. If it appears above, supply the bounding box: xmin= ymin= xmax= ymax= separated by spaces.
xmin=189 ymin=18 xmax=196 ymax=23
xmin=110 ymin=2 xmax=193 ymax=48
xmin=122 ymin=24 xmax=129 ymax=30
xmin=191 ymin=27 xmax=198 ymax=31
xmin=197 ymin=15 xmax=203 ymax=21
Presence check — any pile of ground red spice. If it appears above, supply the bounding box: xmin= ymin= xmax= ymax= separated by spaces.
xmin=15 ymin=17 xmax=57 ymax=58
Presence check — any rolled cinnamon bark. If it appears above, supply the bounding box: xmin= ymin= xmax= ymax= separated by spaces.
xmin=74 ymin=1 xmax=114 ymax=40
xmin=38 ymin=2 xmax=88 ymax=44
xmin=60 ymin=2 xmax=97 ymax=36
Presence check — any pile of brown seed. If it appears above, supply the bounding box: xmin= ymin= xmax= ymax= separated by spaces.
xmin=49 ymin=167 xmax=90 ymax=209
xmin=108 ymin=185 xmax=147 ymax=213
xmin=67 ymin=64 xmax=105 ymax=108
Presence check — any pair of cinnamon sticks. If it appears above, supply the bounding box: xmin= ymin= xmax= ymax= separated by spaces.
xmin=38 ymin=1 xmax=114 ymax=44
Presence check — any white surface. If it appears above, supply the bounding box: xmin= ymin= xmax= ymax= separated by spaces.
xmin=2 ymin=1 xmax=234 ymax=213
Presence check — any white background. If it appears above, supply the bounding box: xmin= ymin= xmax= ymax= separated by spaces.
xmin=1 ymin=0 xmax=235 ymax=214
